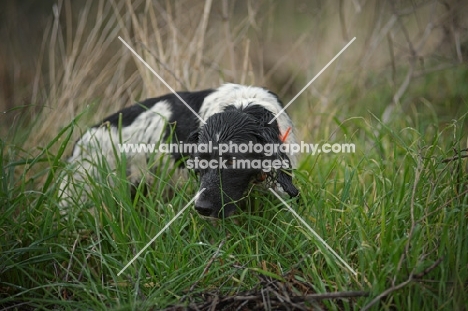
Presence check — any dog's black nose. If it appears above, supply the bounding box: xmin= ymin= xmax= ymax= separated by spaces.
xmin=194 ymin=201 xmax=213 ymax=217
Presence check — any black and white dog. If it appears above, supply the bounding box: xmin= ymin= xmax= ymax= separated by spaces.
xmin=59 ymin=84 xmax=299 ymax=218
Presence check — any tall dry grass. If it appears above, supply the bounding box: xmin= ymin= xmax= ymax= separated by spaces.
xmin=18 ymin=0 xmax=277 ymax=152
xmin=27 ymin=0 xmax=214 ymax=149
xmin=1 ymin=0 xmax=466 ymax=152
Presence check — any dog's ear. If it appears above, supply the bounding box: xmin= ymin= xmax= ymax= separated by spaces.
xmin=187 ymin=130 xmax=199 ymax=144
xmin=250 ymin=108 xmax=299 ymax=198
xmin=241 ymin=105 xmax=281 ymax=144
xmin=241 ymin=104 xmax=275 ymax=127
xmin=242 ymin=104 xmax=299 ymax=198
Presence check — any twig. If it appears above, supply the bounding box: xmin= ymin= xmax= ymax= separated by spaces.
xmin=188 ymin=239 xmax=226 ymax=293
xmin=282 ymin=255 xmax=309 ymax=277
xmin=387 ymin=32 xmax=396 ymax=88
xmin=296 ymin=291 xmax=370 ymax=302
xmin=362 ymin=257 xmax=443 ymax=311
xmin=391 ymin=46 xmax=415 ymax=105
xmin=361 ymin=277 xmax=413 ymax=311
xmin=393 ymin=156 xmax=423 ymax=285
xmin=225 ymin=290 xmax=370 ymax=302
xmin=414 ymin=1 xmax=437 ymax=54
xmin=360 ymin=14 xmax=397 ymax=67
xmin=1 ymin=302 xmax=32 ymax=311
xmin=382 ymin=1 xmax=440 ymax=123
xmin=441 ymin=148 xmax=468 ymax=163
xmin=413 ymin=257 xmax=445 ymax=279
xmin=426 ymin=188 xmax=468 ymax=219
xmin=455 ymin=30 xmax=463 ymax=63
xmin=138 ymin=42 xmax=189 ymax=91
xmin=221 ymin=0 xmax=236 ymax=80
xmin=351 ymin=0 xmax=361 ymax=12
xmin=412 ymin=63 xmax=457 ymax=78
xmin=64 ymin=234 xmax=80 ymax=283
xmin=208 ymin=295 xmax=219 ymax=311
xmin=202 ymin=240 xmax=226 ymax=276
xmin=240 ymin=39 xmax=251 ymax=85
xmin=192 ymin=0 xmax=213 ymax=85
xmin=339 ymin=0 xmax=349 ymax=41
xmin=218 ymin=259 xmax=254 ymax=291
xmin=263 ymin=33 xmax=308 ymax=82
xmin=442 ymin=154 xmax=468 ymax=163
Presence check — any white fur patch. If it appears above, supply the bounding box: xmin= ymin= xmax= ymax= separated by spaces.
xmin=58 ymin=101 xmax=172 ymax=209
xmin=199 ymin=84 xmax=297 ymax=167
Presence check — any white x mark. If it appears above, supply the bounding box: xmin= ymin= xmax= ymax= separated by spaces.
xmin=118 ymin=36 xmax=206 ymax=124
xmin=117 ymin=188 xmax=206 ymax=276
xmin=269 ymin=188 xmax=357 ymax=276
xmin=269 ymin=37 xmax=356 ymax=124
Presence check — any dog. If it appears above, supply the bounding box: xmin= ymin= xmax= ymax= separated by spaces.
xmin=59 ymin=84 xmax=299 ymax=218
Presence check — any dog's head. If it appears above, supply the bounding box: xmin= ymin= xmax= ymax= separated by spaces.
xmin=188 ymin=104 xmax=299 ymax=218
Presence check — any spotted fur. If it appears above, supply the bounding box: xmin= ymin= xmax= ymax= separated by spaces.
xmin=58 ymin=84 xmax=299 ymax=217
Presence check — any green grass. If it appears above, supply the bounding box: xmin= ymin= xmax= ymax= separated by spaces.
xmin=1 ymin=101 xmax=467 ymax=310
xmin=2 ymin=0 xmax=468 ymax=309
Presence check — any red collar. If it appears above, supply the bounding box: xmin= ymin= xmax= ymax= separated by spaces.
xmin=280 ymin=127 xmax=292 ymax=143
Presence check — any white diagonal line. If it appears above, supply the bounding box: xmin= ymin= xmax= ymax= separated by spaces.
xmin=268 ymin=37 xmax=356 ymax=124
xmin=117 ymin=188 xmax=206 ymax=276
xmin=118 ymin=36 xmax=206 ymax=124
xmin=269 ymin=188 xmax=357 ymax=276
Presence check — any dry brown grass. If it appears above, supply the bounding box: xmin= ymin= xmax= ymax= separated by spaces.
xmin=1 ymin=0 xmax=466 ymax=152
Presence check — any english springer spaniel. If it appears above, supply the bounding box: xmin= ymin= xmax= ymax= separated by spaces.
xmin=59 ymin=84 xmax=299 ymax=218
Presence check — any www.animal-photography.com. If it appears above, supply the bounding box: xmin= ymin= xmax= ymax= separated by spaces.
xmin=1 ymin=1 xmax=467 ymax=310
